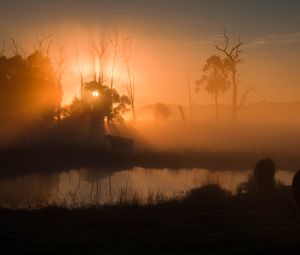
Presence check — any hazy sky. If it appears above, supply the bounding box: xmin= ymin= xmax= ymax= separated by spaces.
xmin=1 ymin=0 xmax=300 ymax=106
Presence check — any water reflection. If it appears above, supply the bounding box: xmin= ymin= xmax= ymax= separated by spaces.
xmin=0 ymin=168 xmax=295 ymax=208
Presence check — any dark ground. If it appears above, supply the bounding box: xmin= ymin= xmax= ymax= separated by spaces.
xmin=0 ymin=147 xmax=299 ymax=178
xmin=1 ymin=185 xmax=300 ymax=255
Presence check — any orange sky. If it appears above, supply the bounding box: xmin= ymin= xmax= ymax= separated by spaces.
xmin=1 ymin=1 xmax=300 ymax=107
xmin=53 ymin=25 xmax=300 ymax=107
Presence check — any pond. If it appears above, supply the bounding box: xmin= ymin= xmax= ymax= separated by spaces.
xmin=0 ymin=167 xmax=295 ymax=208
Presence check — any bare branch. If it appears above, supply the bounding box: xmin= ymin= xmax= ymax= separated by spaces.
xmin=10 ymin=38 xmax=19 ymax=55
xmin=35 ymin=32 xmax=53 ymax=57
xmin=215 ymin=27 xmax=231 ymax=57
xmin=108 ymin=29 xmax=120 ymax=89
xmin=229 ymin=41 xmax=242 ymax=56
xmin=215 ymin=28 xmax=243 ymax=65
xmin=0 ymin=41 xmax=6 ymax=57
xmin=122 ymin=35 xmax=136 ymax=120
xmin=90 ymin=37 xmax=110 ymax=84
xmin=54 ymin=45 xmax=67 ymax=80
xmin=238 ymin=84 xmax=258 ymax=110
xmin=73 ymin=40 xmax=84 ymax=98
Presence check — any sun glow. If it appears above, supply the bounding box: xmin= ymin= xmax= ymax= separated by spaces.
xmin=92 ymin=90 xmax=99 ymax=97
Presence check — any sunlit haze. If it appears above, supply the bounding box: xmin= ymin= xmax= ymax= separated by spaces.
xmin=1 ymin=0 xmax=300 ymax=106
xmin=2 ymin=1 xmax=300 ymax=254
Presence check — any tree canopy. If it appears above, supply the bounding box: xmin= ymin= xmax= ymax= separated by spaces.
xmin=0 ymin=51 xmax=62 ymax=123
xmin=69 ymin=81 xmax=130 ymax=124
xmin=196 ymin=55 xmax=230 ymax=119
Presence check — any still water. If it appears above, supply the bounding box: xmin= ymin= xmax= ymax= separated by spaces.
xmin=0 ymin=167 xmax=295 ymax=208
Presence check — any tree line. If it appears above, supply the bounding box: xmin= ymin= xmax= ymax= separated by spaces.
xmin=0 ymin=33 xmax=137 ymax=128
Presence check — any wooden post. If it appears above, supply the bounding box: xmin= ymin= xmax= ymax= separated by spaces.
xmin=186 ymin=74 xmax=193 ymax=122
xmin=178 ymin=105 xmax=186 ymax=122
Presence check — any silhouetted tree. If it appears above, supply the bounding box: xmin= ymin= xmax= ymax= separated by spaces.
xmin=0 ymin=46 xmax=61 ymax=124
xmin=69 ymin=80 xmax=130 ymax=124
xmin=215 ymin=28 xmax=242 ymax=122
xmin=108 ymin=30 xmax=120 ymax=89
xmin=196 ymin=55 xmax=230 ymax=120
xmin=53 ymin=45 xmax=67 ymax=122
xmin=74 ymin=41 xmax=84 ymax=99
xmin=90 ymin=37 xmax=109 ymax=85
xmin=122 ymin=36 xmax=136 ymax=121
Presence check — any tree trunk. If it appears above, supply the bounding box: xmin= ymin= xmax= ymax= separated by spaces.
xmin=232 ymin=69 xmax=238 ymax=122
xmin=131 ymin=103 xmax=136 ymax=121
xmin=214 ymin=93 xmax=219 ymax=121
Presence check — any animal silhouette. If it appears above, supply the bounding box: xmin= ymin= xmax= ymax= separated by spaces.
xmin=292 ymin=169 xmax=300 ymax=207
xmin=253 ymin=158 xmax=275 ymax=190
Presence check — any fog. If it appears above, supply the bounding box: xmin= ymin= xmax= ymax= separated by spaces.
xmin=1 ymin=97 xmax=300 ymax=156
xmin=106 ymin=102 xmax=295 ymax=154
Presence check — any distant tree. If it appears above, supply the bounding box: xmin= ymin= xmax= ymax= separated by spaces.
xmin=196 ymin=55 xmax=230 ymax=120
xmin=122 ymin=36 xmax=136 ymax=121
xmin=154 ymin=103 xmax=171 ymax=121
xmin=214 ymin=28 xmax=243 ymax=122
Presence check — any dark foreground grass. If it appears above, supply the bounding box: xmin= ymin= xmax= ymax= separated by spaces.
xmin=1 ymin=185 xmax=300 ymax=254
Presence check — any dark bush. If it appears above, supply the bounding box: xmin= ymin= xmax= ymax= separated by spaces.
xmin=185 ymin=184 xmax=229 ymax=205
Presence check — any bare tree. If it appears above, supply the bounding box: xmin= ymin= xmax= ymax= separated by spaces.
xmin=54 ymin=45 xmax=67 ymax=122
xmin=35 ymin=33 xmax=53 ymax=57
xmin=238 ymin=84 xmax=259 ymax=111
xmin=10 ymin=38 xmax=19 ymax=55
xmin=90 ymin=37 xmax=109 ymax=84
xmin=196 ymin=55 xmax=230 ymax=120
xmin=122 ymin=36 xmax=136 ymax=121
xmin=8 ymin=38 xmax=26 ymax=57
xmin=0 ymin=41 xmax=7 ymax=57
xmin=108 ymin=30 xmax=120 ymax=89
xmin=215 ymin=28 xmax=242 ymax=122
xmin=74 ymin=41 xmax=84 ymax=99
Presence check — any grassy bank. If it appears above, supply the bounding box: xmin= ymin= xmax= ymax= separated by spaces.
xmin=1 ymin=184 xmax=300 ymax=254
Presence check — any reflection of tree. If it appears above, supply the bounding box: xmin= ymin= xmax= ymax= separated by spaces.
xmin=77 ymin=168 xmax=133 ymax=205
xmin=0 ymin=174 xmax=59 ymax=208
xmin=78 ymin=168 xmax=114 ymax=204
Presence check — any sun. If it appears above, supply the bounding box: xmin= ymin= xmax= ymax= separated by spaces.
xmin=92 ymin=90 xmax=99 ymax=97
